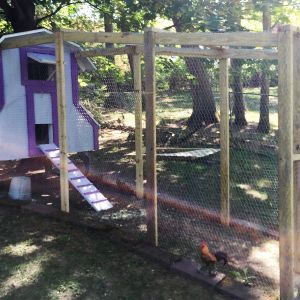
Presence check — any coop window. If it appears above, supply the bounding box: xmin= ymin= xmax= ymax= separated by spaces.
xmin=27 ymin=53 xmax=56 ymax=81
xmin=35 ymin=124 xmax=50 ymax=145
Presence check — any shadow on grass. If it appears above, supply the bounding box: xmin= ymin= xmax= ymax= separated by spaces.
xmin=0 ymin=208 xmax=227 ymax=300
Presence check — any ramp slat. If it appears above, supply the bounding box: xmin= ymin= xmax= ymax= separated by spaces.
xmin=39 ymin=143 xmax=113 ymax=212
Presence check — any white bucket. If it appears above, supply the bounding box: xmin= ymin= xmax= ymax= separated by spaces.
xmin=9 ymin=176 xmax=31 ymax=201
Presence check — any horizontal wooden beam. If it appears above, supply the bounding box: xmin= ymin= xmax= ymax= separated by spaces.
xmin=155 ymin=32 xmax=278 ymax=47
xmin=155 ymin=46 xmax=278 ymax=60
xmin=0 ymin=34 xmax=54 ymax=49
xmin=78 ymin=44 xmax=278 ymax=60
xmin=62 ymin=31 xmax=143 ymax=45
xmin=75 ymin=45 xmax=135 ymax=58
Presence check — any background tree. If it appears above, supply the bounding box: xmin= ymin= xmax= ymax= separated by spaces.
xmin=0 ymin=0 xmax=83 ymax=33
xmin=227 ymin=1 xmax=247 ymax=126
xmin=257 ymin=2 xmax=271 ymax=133
xmin=140 ymin=0 xmax=222 ymax=129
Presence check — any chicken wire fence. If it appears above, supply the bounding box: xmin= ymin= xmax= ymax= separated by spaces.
xmin=75 ymin=50 xmax=147 ymax=238
xmin=154 ymin=54 xmax=279 ymax=296
xmin=0 ymin=40 xmax=280 ymax=298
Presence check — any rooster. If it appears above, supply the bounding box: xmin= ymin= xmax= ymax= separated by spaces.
xmin=198 ymin=240 xmax=228 ymax=276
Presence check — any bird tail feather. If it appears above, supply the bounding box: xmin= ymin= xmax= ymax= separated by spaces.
xmin=215 ymin=251 xmax=228 ymax=266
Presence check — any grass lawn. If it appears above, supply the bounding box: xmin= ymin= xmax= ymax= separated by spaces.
xmin=95 ymin=87 xmax=278 ymax=129
xmin=90 ymin=143 xmax=278 ymax=229
xmin=0 ymin=207 xmax=227 ymax=300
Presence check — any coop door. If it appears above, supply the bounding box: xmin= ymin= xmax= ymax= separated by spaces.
xmin=34 ymin=93 xmax=54 ymax=144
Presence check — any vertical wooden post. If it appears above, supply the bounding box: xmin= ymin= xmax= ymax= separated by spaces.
xmin=219 ymin=58 xmax=230 ymax=225
xmin=144 ymin=28 xmax=158 ymax=246
xmin=133 ymin=48 xmax=144 ymax=199
xmin=278 ymin=25 xmax=295 ymax=300
xmin=293 ymin=28 xmax=300 ymax=275
xmin=55 ymin=30 xmax=69 ymax=213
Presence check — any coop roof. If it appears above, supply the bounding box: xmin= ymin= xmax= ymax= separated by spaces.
xmin=0 ymin=29 xmax=95 ymax=72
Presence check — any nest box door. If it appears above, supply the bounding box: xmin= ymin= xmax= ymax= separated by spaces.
xmin=20 ymin=47 xmax=59 ymax=157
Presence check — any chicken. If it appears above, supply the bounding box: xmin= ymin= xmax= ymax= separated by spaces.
xmin=199 ymin=240 xmax=228 ymax=276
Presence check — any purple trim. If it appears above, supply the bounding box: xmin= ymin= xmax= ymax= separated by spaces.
xmin=70 ymin=54 xmax=99 ymax=150
xmin=20 ymin=47 xmax=59 ymax=157
xmin=91 ymin=199 xmax=107 ymax=204
xmin=45 ymin=148 xmax=59 ymax=152
xmin=0 ymin=51 xmax=4 ymax=111
xmin=84 ymin=190 xmax=99 ymax=195
xmin=26 ymin=89 xmax=59 ymax=156
xmin=70 ymin=176 xmax=86 ymax=180
xmin=20 ymin=47 xmax=56 ymax=89
xmin=77 ymin=183 xmax=93 ymax=188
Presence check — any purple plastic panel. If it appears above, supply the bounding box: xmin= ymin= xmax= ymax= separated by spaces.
xmin=20 ymin=46 xmax=99 ymax=157
xmin=20 ymin=47 xmax=58 ymax=157
xmin=20 ymin=47 xmax=56 ymax=89
xmin=70 ymin=54 xmax=99 ymax=150
xmin=26 ymin=89 xmax=59 ymax=157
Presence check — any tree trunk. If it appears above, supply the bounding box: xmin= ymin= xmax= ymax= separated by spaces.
xmin=173 ymin=20 xmax=218 ymax=129
xmin=257 ymin=3 xmax=271 ymax=133
xmin=0 ymin=0 xmax=36 ymax=32
xmin=231 ymin=59 xmax=247 ymax=126
xmin=184 ymin=56 xmax=219 ymax=129
xmin=103 ymin=4 xmax=121 ymax=108
xmin=119 ymin=21 xmax=134 ymax=85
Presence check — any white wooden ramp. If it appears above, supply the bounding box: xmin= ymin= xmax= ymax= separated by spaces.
xmin=39 ymin=144 xmax=113 ymax=212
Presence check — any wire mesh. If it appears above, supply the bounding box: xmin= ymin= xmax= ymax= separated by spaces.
xmin=154 ymin=53 xmax=279 ymax=297
xmin=75 ymin=49 xmax=147 ymax=239
xmin=0 ymin=39 xmax=280 ymax=298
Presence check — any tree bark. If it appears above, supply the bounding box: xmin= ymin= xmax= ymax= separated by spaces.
xmin=173 ymin=20 xmax=218 ymax=129
xmin=231 ymin=59 xmax=247 ymax=126
xmin=257 ymin=3 xmax=271 ymax=133
xmin=0 ymin=0 xmax=36 ymax=32
xmin=103 ymin=3 xmax=121 ymax=108
xmin=184 ymin=56 xmax=219 ymax=129
xmin=228 ymin=3 xmax=247 ymax=127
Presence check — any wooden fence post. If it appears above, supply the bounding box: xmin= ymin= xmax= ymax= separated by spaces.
xmin=133 ymin=48 xmax=144 ymax=199
xmin=293 ymin=28 xmax=300 ymax=275
xmin=219 ymin=58 xmax=230 ymax=225
xmin=144 ymin=28 xmax=158 ymax=246
xmin=278 ymin=25 xmax=295 ymax=300
xmin=55 ymin=30 xmax=69 ymax=213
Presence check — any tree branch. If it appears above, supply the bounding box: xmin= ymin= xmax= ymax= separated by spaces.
xmin=163 ymin=24 xmax=175 ymax=30
xmin=0 ymin=0 xmax=12 ymax=15
xmin=35 ymin=0 xmax=83 ymax=25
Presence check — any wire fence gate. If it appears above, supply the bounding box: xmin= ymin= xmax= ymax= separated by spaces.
xmin=0 ymin=27 xmax=299 ymax=299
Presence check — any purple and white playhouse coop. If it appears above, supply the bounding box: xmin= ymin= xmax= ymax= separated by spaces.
xmin=0 ymin=29 xmax=113 ymax=211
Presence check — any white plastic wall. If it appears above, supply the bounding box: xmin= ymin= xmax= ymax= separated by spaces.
xmin=0 ymin=44 xmax=96 ymax=161
xmin=0 ymin=49 xmax=28 ymax=160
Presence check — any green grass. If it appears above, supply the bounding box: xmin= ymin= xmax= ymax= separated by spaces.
xmin=90 ymin=143 xmax=278 ymax=229
xmin=95 ymin=87 xmax=278 ymax=128
xmin=0 ymin=208 xmax=227 ymax=300
xmin=87 ymin=87 xmax=279 ymax=229
xmin=155 ymin=148 xmax=278 ymax=228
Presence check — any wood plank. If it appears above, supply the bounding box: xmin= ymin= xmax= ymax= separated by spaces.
xmin=293 ymin=29 xmax=300 ymax=275
xmin=144 ymin=28 xmax=158 ymax=246
xmin=155 ymin=31 xmax=278 ymax=47
xmin=278 ymin=25 xmax=295 ymax=300
xmin=55 ymin=30 xmax=69 ymax=213
xmin=75 ymin=46 xmax=135 ymax=58
xmin=155 ymin=47 xmax=278 ymax=60
xmin=62 ymin=31 xmax=143 ymax=45
xmin=293 ymin=32 xmax=300 ymax=155
xmin=133 ymin=48 xmax=144 ymax=199
xmin=219 ymin=58 xmax=230 ymax=225
xmin=0 ymin=34 xmax=54 ymax=49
